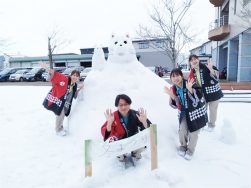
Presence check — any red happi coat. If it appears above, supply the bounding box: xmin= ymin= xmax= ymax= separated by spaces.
xmin=43 ymin=72 xmax=77 ymax=116
xmin=101 ymin=111 xmax=126 ymax=141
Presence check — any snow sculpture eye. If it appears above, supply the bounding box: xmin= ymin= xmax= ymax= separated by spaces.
xmin=115 ymin=41 xmax=118 ymax=45
xmin=124 ymin=41 xmax=127 ymax=44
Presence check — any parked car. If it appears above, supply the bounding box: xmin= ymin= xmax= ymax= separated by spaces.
xmin=41 ymin=67 xmax=66 ymax=81
xmin=0 ymin=67 xmax=24 ymax=81
xmin=9 ymin=69 xmax=30 ymax=82
xmin=23 ymin=67 xmax=46 ymax=81
xmin=146 ymin=66 xmax=166 ymax=77
xmin=62 ymin=66 xmax=84 ymax=76
xmin=147 ymin=66 xmax=156 ymax=73
xmin=80 ymin=67 xmax=92 ymax=81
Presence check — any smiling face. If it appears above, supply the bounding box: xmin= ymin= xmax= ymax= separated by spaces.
xmin=70 ymin=73 xmax=80 ymax=84
xmin=189 ymin=57 xmax=199 ymax=68
xmin=171 ymin=73 xmax=183 ymax=86
xmin=170 ymin=68 xmax=183 ymax=87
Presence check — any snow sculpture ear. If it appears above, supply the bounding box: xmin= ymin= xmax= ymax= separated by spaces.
xmin=94 ymin=44 xmax=98 ymax=49
xmin=92 ymin=45 xmax=106 ymax=70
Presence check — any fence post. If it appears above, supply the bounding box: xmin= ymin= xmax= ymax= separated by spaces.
xmin=150 ymin=124 xmax=158 ymax=170
xmin=85 ymin=139 xmax=92 ymax=177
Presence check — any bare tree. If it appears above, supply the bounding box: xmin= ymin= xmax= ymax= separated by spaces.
xmin=238 ymin=1 xmax=251 ymax=26
xmin=138 ymin=0 xmax=194 ymax=67
xmin=47 ymin=29 xmax=70 ymax=69
xmin=0 ymin=38 xmax=11 ymax=53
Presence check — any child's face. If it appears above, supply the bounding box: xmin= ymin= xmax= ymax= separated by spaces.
xmin=171 ymin=74 xmax=183 ymax=86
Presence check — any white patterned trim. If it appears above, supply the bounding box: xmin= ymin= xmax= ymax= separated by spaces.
xmin=205 ymin=83 xmax=221 ymax=94
xmin=189 ymin=105 xmax=207 ymax=121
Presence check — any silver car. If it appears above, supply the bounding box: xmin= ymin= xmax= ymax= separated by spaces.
xmin=9 ymin=69 xmax=30 ymax=82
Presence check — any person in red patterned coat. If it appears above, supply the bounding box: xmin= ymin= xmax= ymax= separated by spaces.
xmin=41 ymin=63 xmax=84 ymax=136
xmin=101 ymin=94 xmax=151 ymax=161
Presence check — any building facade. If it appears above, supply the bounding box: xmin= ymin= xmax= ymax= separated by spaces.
xmin=208 ymin=0 xmax=251 ymax=82
xmin=80 ymin=39 xmax=174 ymax=71
xmin=0 ymin=54 xmax=10 ymax=69
xmin=190 ymin=41 xmax=213 ymax=64
xmin=132 ymin=39 xmax=173 ymax=71
xmin=9 ymin=53 xmax=92 ymax=68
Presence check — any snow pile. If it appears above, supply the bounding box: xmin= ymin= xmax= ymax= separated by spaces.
xmin=0 ymin=35 xmax=250 ymax=188
xmin=220 ymin=118 xmax=236 ymax=144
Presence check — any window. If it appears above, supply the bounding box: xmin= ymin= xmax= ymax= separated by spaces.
xmin=55 ymin=62 xmax=66 ymax=67
xmin=138 ymin=42 xmax=149 ymax=49
xmin=155 ymin=41 xmax=164 ymax=48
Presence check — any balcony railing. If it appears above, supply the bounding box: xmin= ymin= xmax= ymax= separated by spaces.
xmin=209 ymin=15 xmax=229 ymax=30
xmin=208 ymin=15 xmax=230 ymax=41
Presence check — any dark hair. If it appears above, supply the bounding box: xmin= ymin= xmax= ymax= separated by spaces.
xmin=70 ymin=70 xmax=80 ymax=77
xmin=170 ymin=68 xmax=183 ymax=78
xmin=115 ymin=94 xmax=132 ymax=107
xmin=188 ymin=54 xmax=199 ymax=62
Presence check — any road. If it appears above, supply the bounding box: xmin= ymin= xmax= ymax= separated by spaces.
xmin=0 ymin=81 xmax=51 ymax=86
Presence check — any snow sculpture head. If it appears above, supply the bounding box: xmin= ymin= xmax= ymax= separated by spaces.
xmin=92 ymin=46 xmax=106 ymax=70
xmin=107 ymin=34 xmax=137 ymax=63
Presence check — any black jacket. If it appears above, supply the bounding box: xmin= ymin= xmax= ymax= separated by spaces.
xmin=171 ymin=80 xmax=208 ymax=132
xmin=118 ymin=109 xmax=152 ymax=138
xmin=189 ymin=63 xmax=223 ymax=102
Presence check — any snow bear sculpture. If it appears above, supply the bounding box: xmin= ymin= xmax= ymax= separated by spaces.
xmin=107 ymin=34 xmax=137 ymax=64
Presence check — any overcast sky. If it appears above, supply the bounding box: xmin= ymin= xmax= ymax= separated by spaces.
xmin=0 ymin=0 xmax=215 ymax=57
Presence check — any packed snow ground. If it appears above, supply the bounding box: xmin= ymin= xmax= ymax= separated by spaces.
xmin=0 ymin=85 xmax=250 ymax=188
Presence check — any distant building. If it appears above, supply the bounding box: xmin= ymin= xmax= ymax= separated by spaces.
xmin=9 ymin=53 xmax=91 ymax=68
xmin=190 ymin=41 xmax=212 ymax=64
xmin=80 ymin=38 xmax=174 ymax=71
xmin=0 ymin=54 xmax=10 ymax=69
xmin=0 ymin=56 xmax=5 ymax=69
xmin=9 ymin=38 xmax=175 ymax=71
xmin=133 ymin=38 xmax=173 ymax=70
xmin=208 ymin=0 xmax=251 ymax=82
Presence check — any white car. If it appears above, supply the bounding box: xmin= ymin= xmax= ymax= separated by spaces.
xmin=9 ymin=69 xmax=30 ymax=82
xmin=80 ymin=67 xmax=92 ymax=81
